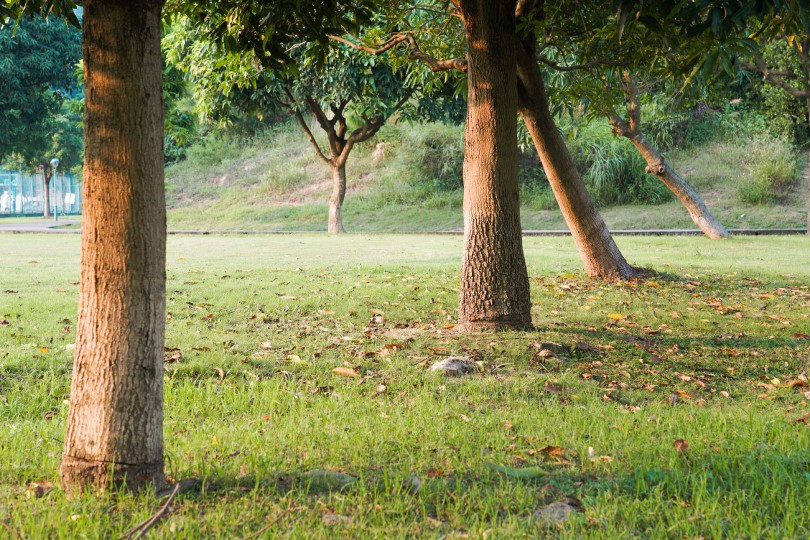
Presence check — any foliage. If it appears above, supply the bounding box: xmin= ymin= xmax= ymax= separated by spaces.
xmin=0 ymin=16 xmax=81 ymax=168
xmin=2 ymin=234 xmax=810 ymax=537
xmin=740 ymin=137 xmax=801 ymax=204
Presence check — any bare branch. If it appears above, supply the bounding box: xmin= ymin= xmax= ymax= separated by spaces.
xmin=402 ymin=33 xmax=467 ymax=72
xmin=291 ymin=108 xmax=332 ymax=165
xmin=284 ymin=88 xmax=331 ymax=164
xmin=538 ymin=54 xmax=624 ymax=73
xmin=327 ymin=33 xmax=407 ymax=54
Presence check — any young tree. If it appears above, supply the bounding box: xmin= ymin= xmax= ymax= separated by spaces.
xmin=164 ymin=29 xmax=412 ymax=233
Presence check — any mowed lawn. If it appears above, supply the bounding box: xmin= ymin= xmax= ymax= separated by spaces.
xmin=1 ymin=234 xmax=809 ymax=539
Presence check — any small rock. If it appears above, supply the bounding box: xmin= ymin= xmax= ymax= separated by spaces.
xmin=401 ymin=474 xmax=422 ymax=494
xmin=429 ymin=356 xmax=478 ymax=376
xmin=534 ymin=498 xmax=583 ymax=525
xmin=322 ymin=513 xmax=353 ymax=526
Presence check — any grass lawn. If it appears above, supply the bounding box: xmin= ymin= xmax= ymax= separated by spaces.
xmin=1 ymin=234 xmax=809 ymax=538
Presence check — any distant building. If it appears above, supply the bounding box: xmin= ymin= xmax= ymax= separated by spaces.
xmin=0 ymin=170 xmax=82 ymax=216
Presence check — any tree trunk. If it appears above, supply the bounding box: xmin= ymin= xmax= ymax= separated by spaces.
xmin=328 ymin=161 xmax=347 ymax=234
xmin=60 ymin=0 xmax=166 ymax=495
xmin=621 ymin=129 xmax=730 ymax=239
xmin=515 ymin=48 xmax=639 ymax=279
xmin=457 ymin=0 xmax=532 ymax=330
xmin=43 ymin=170 xmax=52 ymax=218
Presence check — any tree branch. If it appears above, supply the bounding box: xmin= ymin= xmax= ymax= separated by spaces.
xmin=328 ymin=32 xmax=467 ymax=73
xmin=740 ymin=54 xmax=810 ymax=98
xmin=284 ymin=88 xmax=331 ymax=164
xmin=537 ymin=54 xmax=624 ymax=73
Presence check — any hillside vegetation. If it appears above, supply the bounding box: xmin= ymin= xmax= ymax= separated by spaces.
xmin=165 ymin=111 xmax=808 ymax=232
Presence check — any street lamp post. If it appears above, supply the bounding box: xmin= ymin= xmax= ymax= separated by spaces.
xmin=50 ymin=158 xmax=60 ymax=222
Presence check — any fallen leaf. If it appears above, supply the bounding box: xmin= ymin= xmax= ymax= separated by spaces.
xmin=720 ymin=391 xmax=731 ymax=398
xmin=332 ymin=367 xmax=359 ymax=378
xmin=673 ymin=439 xmax=689 ymax=453
xmin=786 ymin=380 xmax=810 ymax=389
xmin=675 ymin=389 xmax=692 ymax=400
xmin=376 ymin=384 xmax=387 ymax=393
xmin=214 ymin=368 xmax=225 ymax=381
xmin=608 ymin=313 xmax=625 ymax=320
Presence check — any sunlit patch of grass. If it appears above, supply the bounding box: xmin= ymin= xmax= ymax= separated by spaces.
xmin=1 ymin=235 xmax=808 ymax=538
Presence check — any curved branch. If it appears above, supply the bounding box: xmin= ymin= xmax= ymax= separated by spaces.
xmin=328 ymin=32 xmax=467 ymax=73
xmin=740 ymin=55 xmax=810 ymax=98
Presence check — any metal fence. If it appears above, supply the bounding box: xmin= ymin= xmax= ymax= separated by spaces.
xmin=0 ymin=170 xmax=81 ymax=216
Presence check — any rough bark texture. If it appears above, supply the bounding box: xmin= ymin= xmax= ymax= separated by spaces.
xmin=609 ymin=75 xmax=730 ymax=240
xmin=515 ymin=44 xmax=639 ymax=280
xmin=457 ymin=0 xmax=532 ymax=330
xmin=60 ymin=0 xmax=166 ymax=495
xmin=328 ymin=162 xmax=347 ymax=234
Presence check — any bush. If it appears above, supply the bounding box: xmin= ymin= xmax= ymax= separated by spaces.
xmin=408 ymin=124 xmax=464 ymax=192
xmin=570 ymin=135 xmax=672 ymax=206
xmin=739 ymin=137 xmax=800 ymax=204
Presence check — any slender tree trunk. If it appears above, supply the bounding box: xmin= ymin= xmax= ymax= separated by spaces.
xmin=60 ymin=0 xmax=166 ymax=495
xmin=619 ymin=128 xmax=730 ymax=239
xmin=328 ymin=161 xmax=347 ymax=234
xmin=806 ymin=99 xmax=810 ymax=235
xmin=43 ymin=170 xmax=52 ymax=217
xmin=515 ymin=48 xmax=639 ymax=279
xmin=457 ymin=0 xmax=532 ymax=330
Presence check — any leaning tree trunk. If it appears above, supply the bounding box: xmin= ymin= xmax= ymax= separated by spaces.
xmin=515 ymin=47 xmax=639 ymax=279
xmin=43 ymin=170 xmax=52 ymax=218
xmin=328 ymin=161 xmax=347 ymax=234
xmin=619 ymin=128 xmax=730 ymax=239
xmin=456 ymin=0 xmax=532 ymax=330
xmin=60 ymin=0 xmax=166 ymax=495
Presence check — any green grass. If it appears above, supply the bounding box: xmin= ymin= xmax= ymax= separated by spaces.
xmin=1 ymin=234 xmax=809 ymax=538
xmin=164 ymin=122 xmax=808 ymax=232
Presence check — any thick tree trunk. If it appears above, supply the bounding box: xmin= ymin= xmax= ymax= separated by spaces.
xmin=457 ymin=0 xmax=532 ymax=330
xmin=43 ymin=171 xmax=52 ymax=217
xmin=328 ymin=162 xmax=347 ymax=234
xmin=621 ymin=129 xmax=730 ymax=239
xmin=515 ymin=49 xmax=639 ymax=279
xmin=60 ymin=0 xmax=166 ymax=495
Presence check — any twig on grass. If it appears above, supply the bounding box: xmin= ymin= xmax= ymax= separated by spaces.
xmin=118 ymin=483 xmax=181 ymax=540
xmin=2 ymin=515 xmax=25 ymax=540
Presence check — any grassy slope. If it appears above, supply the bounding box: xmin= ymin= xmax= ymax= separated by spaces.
xmin=1 ymin=234 xmax=809 ymax=538
xmin=165 ymin=123 xmax=808 ymax=232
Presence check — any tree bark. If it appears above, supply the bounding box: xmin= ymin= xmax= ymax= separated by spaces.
xmin=457 ymin=0 xmax=532 ymax=330
xmin=43 ymin=168 xmax=52 ymax=217
xmin=515 ymin=45 xmax=639 ymax=279
xmin=60 ymin=0 xmax=167 ymax=495
xmin=328 ymin=161 xmax=347 ymax=234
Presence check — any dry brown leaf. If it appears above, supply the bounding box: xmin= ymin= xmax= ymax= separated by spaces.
xmin=673 ymin=439 xmax=689 ymax=453
xmin=332 ymin=367 xmax=359 ymax=378
xmin=675 ymin=389 xmax=693 ymax=400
